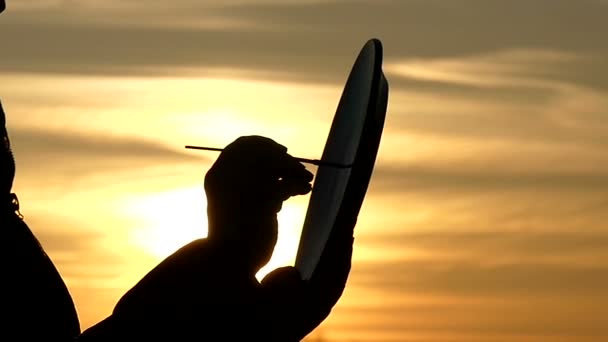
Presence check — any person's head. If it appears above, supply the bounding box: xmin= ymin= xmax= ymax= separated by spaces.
xmin=204 ymin=136 xmax=312 ymax=272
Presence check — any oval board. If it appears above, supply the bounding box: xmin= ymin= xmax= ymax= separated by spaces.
xmin=295 ymin=39 xmax=389 ymax=280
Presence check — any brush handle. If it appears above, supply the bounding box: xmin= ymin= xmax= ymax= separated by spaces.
xmin=185 ymin=145 xmax=352 ymax=169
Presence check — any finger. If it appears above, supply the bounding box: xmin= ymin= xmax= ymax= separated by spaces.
xmin=236 ymin=135 xmax=287 ymax=157
xmin=277 ymin=179 xmax=312 ymax=201
xmin=281 ymin=153 xmax=313 ymax=180
xmin=289 ymin=178 xmax=312 ymax=195
xmin=261 ymin=266 xmax=303 ymax=287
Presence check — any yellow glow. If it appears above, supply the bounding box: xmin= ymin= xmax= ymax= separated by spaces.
xmin=181 ymin=108 xmax=278 ymax=145
xmin=1 ymin=74 xmax=338 ymax=159
xmin=258 ymin=196 xmax=309 ymax=279
xmin=118 ymin=186 xmax=208 ymax=258
xmin=114 ymin=182 xmax=310 ymax=280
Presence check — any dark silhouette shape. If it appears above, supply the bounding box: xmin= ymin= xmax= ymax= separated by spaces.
xmin=78 ymin=136 xmax=354 ymax=341
xmin=1 ymin=101 xmax=81 ymax=340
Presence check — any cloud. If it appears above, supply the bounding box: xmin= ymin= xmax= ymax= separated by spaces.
xmin=20 ymin=213 xmax=126 ymax=279
xmin=9 ymin=127 xmax=206 ymax=188
xmin=386 ymin=49 xmax=605 ymax=90
xmin=370 ymin=163 xmax=608 ymax=194
xmin=1 ymin=0 xmax=607 ymax=86
xmin=360 ymin=230 xmax=608 ymax=266
xmin=381 ymin=48 xmax=608 ymax=151
xmin=349 ymin=260 xmax=608 ymax=306
xmin=326 ymin=293 xmax=607 ymax=341
xmin=12 ymin=127 xmax=197 ymax=160
xmin=334 ymin=198 xmax=608 ymax=340
xmin=324 ymin=257 xmax=608 ymax=340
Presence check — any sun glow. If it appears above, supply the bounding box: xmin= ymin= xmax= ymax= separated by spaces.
xmin=117 ymin=184 xmax=311 ymax=280
xmin=258 ymin=197 xmax=309 ymax=279
xmin=120 ymin=186 xmax=209 ymax=258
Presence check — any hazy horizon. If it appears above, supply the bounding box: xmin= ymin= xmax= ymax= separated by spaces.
xmin=2 ymin=1 xmax=607 ymax=341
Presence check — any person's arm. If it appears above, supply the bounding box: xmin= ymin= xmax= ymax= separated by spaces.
xmin=298 ymin=210 xmax=356 ymax=339
xmin=305 ymin=212 xmax=355 ymax=324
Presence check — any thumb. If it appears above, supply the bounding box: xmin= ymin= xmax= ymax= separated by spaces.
xmin=261 ymin=266 xmax=304 ymax=290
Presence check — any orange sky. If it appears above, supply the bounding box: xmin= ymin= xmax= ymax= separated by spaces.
xmin=2 ymin=1 xmax=608 ymax=341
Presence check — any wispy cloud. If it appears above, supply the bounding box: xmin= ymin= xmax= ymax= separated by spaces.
xmin=11 ymin=127 xmax=205 ymax=188
xmin=2 ymin=0 xmax=607 ymax=83
xmin=371 ymin=163 xmax=608 ymax=193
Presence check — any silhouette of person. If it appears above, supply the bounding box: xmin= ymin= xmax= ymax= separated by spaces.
xmin=78 ymin=136 xmax=354 ymax=341
xmin=1 ymin=108 xmax=81 ymax=339
xmin=1 ymin=4 xmax=80 ymax=338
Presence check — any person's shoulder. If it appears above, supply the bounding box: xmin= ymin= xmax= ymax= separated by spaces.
xmin=114 ymin=238 xmax=215 ymax=308
xmin=163 ymin=238 xmax=213 ymax=265
xmin=176 ymin=238 xmax=209 ymax=252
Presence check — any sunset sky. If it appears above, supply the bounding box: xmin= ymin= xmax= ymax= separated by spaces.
xmin=2 ymin=1 xmax=608 ymax=341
